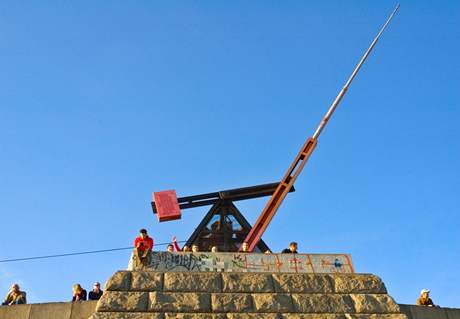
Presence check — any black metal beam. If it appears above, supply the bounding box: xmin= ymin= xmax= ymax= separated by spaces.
xmin=151 ymin=182 xmax=295 ymax=214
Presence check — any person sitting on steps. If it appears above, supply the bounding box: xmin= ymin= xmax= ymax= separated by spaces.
xmin=133 ymin=228 xmax=154 ymax=267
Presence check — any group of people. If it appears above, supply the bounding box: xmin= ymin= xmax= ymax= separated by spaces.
xmin=132 ymin=228 xmax=300 ymax=267
xmin=71 ymin=282 xmax=103 ymax=302
xmin=1 ymin=282 xmax=103 ymax=306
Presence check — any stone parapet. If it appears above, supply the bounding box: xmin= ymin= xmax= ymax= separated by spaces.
xmin=128 ymin=252 xmax=354 ymax=274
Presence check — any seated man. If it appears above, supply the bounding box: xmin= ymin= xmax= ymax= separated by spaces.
xmin=133 ymin=228 xmax=154 ymax=267
xmin=416 ymin=289 xmax=436 ymax=306
xmin=241 ymin=242 xmax=250 ymax=253
xmin=2 ymin=284 xmax=26 ymax=306
xmin=88 ymin=282 xmax=103 ymax=301
xmin=166 ymin=244 xmax=174 ymax=252
xmin=281 ymin=241 xmax=298 ymax=254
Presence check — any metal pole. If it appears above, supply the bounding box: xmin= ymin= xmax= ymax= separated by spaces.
xmin=312 ymin=4 xmax=400 ymax=140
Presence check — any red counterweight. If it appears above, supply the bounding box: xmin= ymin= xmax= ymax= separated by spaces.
xmin=153 ymin=190 xmax=181 ymax=222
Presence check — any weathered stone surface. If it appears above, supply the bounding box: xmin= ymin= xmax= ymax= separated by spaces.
xmin=29 ymin=302 xmax=72 ymax=319
xmin=273 ymin=274 xmax=334 ymax=293
xmin=344 ymin=315 xmax=408 ymax=319
xmin=131 ymin=271 xmax=163 ymax=291
xmin=91 ymin=313 xmax=163 ymax=319
xmin=292 ymin=294 xmax=355 ymax=313
xmin=212 ymin=293 xmax=253 ymax=312
xmin=351 ymin=295 xmax=400 ymax=314
xmin=164 ymin=272 xmax=222 ymax=292
xmin=97 ymin=291 xmax=149 ymax=312
xmin=0 ymin=304 xmax=31 ymax=319
xmin=281 ymin=315 xmax=347 ymax=319
xmin=70 ymin=300 xmax=97 ymax=319
xmin=252 ymin=293 xmax=294 ymax=312
xmin=165 ymin=313 xmax=227 ymax=319
xmin=149 ymin=292 xmax=211 ymax=312
xmin=105 ymin=271 xmax=132 ymax=291
xmin=334 ymin=275 xmax=387 ymax=294
xmin=228 ymin=314 xmax=281 ymax=319
xmin=222 ymin=273 xmax=274 ymax=293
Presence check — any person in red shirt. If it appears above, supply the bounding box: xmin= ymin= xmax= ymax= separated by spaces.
xmin=133 ymin=229 xmax=154 ymax=267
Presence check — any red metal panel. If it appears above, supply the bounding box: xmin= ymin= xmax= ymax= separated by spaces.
xmin=153 ymin=190 xmax=181 ymax=222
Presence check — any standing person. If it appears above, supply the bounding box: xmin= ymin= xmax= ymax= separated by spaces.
xmin=2 ymin=284 xmax=26 ymax=305
xmin=133 ymin=229 xmax=154 ymax=267
xmin=88 ymin=282 xmax=103 ymax=301
xmin=72 ymin=284 xmax=87 ymax=302
xmin=281 ymin=242 xmax=298 ymax=254
xmin=416 ymin=289 xmax=436 ymax=307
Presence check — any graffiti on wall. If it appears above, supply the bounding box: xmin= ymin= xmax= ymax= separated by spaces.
xmin=128 ymin=252 xmax=354 ymax=273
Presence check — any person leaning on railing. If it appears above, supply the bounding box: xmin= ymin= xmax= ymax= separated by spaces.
xmin=2 ymin=283 xmax=26 ymax=306
xmin=416 ymin=289 xmax=437 ymax=307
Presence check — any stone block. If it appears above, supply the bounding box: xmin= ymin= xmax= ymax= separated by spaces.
xmin=91 ymin=313 xmax=164 ymax=319
xmin=344 ymin=315 xmax=408 ymax=319
xmin=131 ymin=271 xmax=163 ymax=291
xmin=292 ymin=294 xmax=355 ymax=313
xmin=405 ymin=305 xmax=448 ymax=319
xmin=71 ymin=300 xmax=97 ymax=319
xmin=228 ymin=314 xmax=281 ymax=319
xmin=0 ymin=303 xmax=31 ymax=319
xmin=29 ymin=302 xmax=72 ymax=319
xmin=281 ymin=315 xmax=347 ymax=319
xmin=211 ymin=293 xmax=253 ymax=312
xmin=164 ymin=272 xmax=222 ymax=292
xmin=446 ymin=308 xmax=460 ymax=319
xmin=222 ymin=273 xmax=274 ymax=293
xmin=165 ymin=314 xmax=227 ymax=319
xmin=97 ymin=291 xmax=149 ymax=312
xmin=252 ymin=293 xmax=294 ymax=312
xmin=105 ymin=271 xmax=132 ymax=291
xmin=351 ymin=295 xmax=400 ymax=314
xmin=149 ymin=292 xmax=211 ymax=312
xmin=272 ymin=274 xmax=334 ymax=293
xmin=334 ymin=275 xmax=387 ymax=294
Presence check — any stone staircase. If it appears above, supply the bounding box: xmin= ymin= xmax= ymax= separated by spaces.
xmin=90 ymin=270 xmax=407 ymax=319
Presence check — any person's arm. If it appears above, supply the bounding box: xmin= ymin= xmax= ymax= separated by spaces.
xmin=172 ymin=236 xmax=181 ymax=252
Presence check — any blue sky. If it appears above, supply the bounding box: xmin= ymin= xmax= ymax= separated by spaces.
xmin=0 ymin=0 xmax=459 ymax=307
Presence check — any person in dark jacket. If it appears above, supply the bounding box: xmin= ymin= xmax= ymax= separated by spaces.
xmin=281 ymin=242 xmax=298 ymax=254
xmin=72 ymin=284 xmax=87 ymax=302
xmin=88 ymin=282 xmax=103 ymax=301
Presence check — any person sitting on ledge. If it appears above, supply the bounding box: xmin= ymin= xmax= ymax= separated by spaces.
xmin=192 ymin=244 xmax=199 ymax=252
xmin=133 ymin=228 xmax=154 ymax=267
xmin=281 ymin=241 xmax=298 ymax=254
xmin=88 ymin=282 xmax=103 ymax=301
xmin=72 ymin=284 xmax=87 ymax=302
xmin=166 ymin=244 xmax=174 ymax=252
xmin=416 ymin=289 xmax=436 ymax=307
xmin=241 ymin=242 xmax=250 ymax=253
xmin=211 ymin=246 xmax=218 ymax=252
xmin=2 ymin=283 xmax=26 ymax=306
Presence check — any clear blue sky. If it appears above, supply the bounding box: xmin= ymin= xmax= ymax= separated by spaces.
xmin=1 ymin=0 xmax=459 ymax=307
